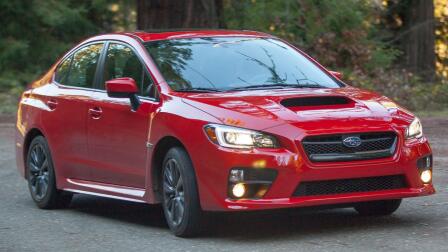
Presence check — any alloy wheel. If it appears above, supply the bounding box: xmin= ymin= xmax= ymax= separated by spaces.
xmin=28 ymin=143 xmax=50 ymax=201
xmin=163 ymin=158 xmax=185 ymax=227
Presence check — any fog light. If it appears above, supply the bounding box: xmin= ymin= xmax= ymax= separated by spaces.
xmin=232 ymin=183 xmax=246 ymax=198
xmin=421 ymin=170 xmax=432 ymax=183
xmin=228 ymin=168 xmax=277 ymax=199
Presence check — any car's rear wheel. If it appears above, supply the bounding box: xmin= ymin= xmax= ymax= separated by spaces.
xmin=161 ymin=147 xmax=202 ymax=237
xmin=354 ymin=199 xmax=402 ymax=216
xmin=27 ymin=136 xmax=72 ymax=209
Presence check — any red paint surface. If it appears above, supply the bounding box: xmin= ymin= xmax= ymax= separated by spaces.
xmin=15 ymin=30 xmax=434 ymax=211
xmin=105 ymin=78 xmax=139 ymax=94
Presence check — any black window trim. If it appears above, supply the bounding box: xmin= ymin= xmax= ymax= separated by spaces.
xmin=52 ymin=39 xmax=159 ymax=102
xmin=96 ymin=40 xmax=159 ymax=102
xmin=52 ymin=41 xmax=106 ymax=91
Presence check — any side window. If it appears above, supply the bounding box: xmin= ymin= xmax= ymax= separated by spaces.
xmin=103 ymin=43 xmax=155 ymax=98
xmin=54 ymin=56 xmax=72 ymax=85
xmin=65 ymin=43 xmax=103 ymax=88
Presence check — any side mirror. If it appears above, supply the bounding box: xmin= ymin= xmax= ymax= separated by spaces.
xmin=105 ymin=77 xmax=141 ymax=111
xmin=329 ymin=71 xmax=343 ymax=80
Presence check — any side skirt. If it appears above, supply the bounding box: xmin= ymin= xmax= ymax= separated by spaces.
xmin=63 ymin=178 xmax=147 ymax=203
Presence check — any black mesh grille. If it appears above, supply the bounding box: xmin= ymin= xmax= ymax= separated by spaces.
xmin=302 ymin=132 xmax=397 ymax=162
xmin=293 ymin=175 xmax=407 ymax=197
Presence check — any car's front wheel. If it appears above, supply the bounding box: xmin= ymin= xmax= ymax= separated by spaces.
xmin=161 ymin=147 xmax=203 ymax=237
xmin=26 ymin=136 xmax=72 ymax=209
xmin=354 ymin=199 xmax=402 ymax=216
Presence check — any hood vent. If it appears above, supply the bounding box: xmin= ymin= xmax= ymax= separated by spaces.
xmin=280 ymin=96 xmax=352 ymax=108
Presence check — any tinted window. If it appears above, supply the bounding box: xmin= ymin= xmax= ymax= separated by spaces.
xmin=65 ymin=43 xmax=103 ymax=88
xmin=145 ymin=37 xmax=342 ymax=91
xmin=103 ymin=43 xmax=155 ymax=98
xmin=54 ymin=56 xmax=72 ymax=85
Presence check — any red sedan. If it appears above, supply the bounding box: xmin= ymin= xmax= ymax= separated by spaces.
xmin=15 ymin=30 xmax=435 ymax=237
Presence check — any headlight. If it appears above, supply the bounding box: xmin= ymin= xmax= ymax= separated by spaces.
xmin=204 ymin=124 xmax=280 ymax=149
xmin=406 ymin=117 xmax=423 ymax=139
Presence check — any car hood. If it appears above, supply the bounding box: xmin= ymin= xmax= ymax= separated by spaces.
xmin=181 ymin=86 xmax=414 ymax=133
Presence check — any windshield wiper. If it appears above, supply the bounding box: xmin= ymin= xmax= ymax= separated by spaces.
xmin=227 ymin=83 xmax=325 ymax=91
xmin=228 ymin=84 xmax=298 ymax=91
xmin=296 ymin=83 xmax=326 ymax=88
xmin=176 ymin=87 xmax=222 ymax=93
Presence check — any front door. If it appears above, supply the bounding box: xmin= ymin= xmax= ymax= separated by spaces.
xmin=87 ymin=42 xmax=158 ymax=188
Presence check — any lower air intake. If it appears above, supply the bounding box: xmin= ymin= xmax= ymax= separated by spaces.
xmin=293 ymin=175 xmax=407 ymax=197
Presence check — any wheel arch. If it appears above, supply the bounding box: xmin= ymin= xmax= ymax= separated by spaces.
xmin=151 ymin=135 xmax=190 ymax=202
xmin=23 ymin=128 xmax=46 ymax=178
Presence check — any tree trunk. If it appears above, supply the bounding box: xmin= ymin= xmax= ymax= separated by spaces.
xmin=136 ymin=0 xmax=223 ymax=30
xmin=401 ymin=0 xmax=436 ymax=81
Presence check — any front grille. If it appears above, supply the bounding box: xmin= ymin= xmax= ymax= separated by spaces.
xmin=293 ymin=175 xmax=407 ymax=197
xmin=302 ymin=132 xmax=397 ymax=162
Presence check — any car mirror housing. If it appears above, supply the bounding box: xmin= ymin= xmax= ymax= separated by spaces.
xmin=329 ymin=71 xmax=343 ymax=80
xmin=105 ymin=77 xmax=141 ymax=111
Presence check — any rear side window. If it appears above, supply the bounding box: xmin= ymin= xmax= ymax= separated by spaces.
xmin=103 ymin=43 xmax=155 ymax=98
xmin=54 ymin=56 xmax=72 ymax=85
xmin=63 ymin=43 xmax=104 ymax=88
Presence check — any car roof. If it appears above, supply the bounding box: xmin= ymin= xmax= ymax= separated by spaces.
xmin=121 ymin=29 xmax=274 ymax=42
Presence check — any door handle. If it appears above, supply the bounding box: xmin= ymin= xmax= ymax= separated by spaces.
xmin=47 ymin=99 xmax=58 ymax=110
xmin=88 ymin=107 xmax=102 ymax=119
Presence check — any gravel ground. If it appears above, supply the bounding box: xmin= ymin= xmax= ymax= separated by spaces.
xmin=0 ymin=117 xmax=447 ymax=252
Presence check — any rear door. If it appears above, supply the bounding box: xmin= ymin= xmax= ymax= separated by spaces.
xmin=40 ymin=42 xmax=104 ymax=181
xmin=86 ymin=41 xmax=158 ymax=188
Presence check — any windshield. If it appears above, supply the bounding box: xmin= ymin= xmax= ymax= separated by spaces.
xmin=144 ymin=37 xmax=342 ymax=91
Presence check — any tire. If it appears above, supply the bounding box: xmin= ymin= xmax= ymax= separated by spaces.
xmin=161 ymin=147 xmax=203 ymax=237
xmin=26 ymin=136 xmax=72 ymax=209
xmin=354 ymin=199 xmax=402 ymax=216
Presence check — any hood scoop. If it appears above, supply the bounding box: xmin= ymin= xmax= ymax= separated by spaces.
xmin=280 ymin=96 xmax=354 ymax=111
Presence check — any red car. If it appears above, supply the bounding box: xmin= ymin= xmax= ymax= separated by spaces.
xmin=16 ymin=30 xmax=435 ymax=237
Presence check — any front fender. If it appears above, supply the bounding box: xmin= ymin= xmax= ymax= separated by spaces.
xmin=144 ymin=96 xmax=221 ymax=204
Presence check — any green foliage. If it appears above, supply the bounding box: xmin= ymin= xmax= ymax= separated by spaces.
xmin=0 ymin=0 xmax=135 ymax=115
xmin=0 ymin=0 xmax=446 ymax=115
xmin=224 ymin=0 xmax=396 ymax=70
xmin=1 ymin=1 xmax=84 ymax=89
xmin=0 ymin=0 xmax=134 ymax=91
xmin=223 ymin=0 xmax=447 ymax=110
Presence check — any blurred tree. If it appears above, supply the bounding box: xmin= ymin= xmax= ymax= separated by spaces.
xmin=224 ymin=0 xmax=399 ymax=75
xmin=136 ymin=0 xmax=224 ymax=29
xmin=0 ymin=0 xmax=134 ymax=90
xmin=435 ymin=0 xmax=448 ymax=79
xmin=383 ymin=0 xmax=436 ymax=81
xmin=402 ymin=0 xmax=436 ymax=81
xmin=222 ymin=0 xmax=447 ymax=109
xmin=0 ymin=0 xmax=446 ymax=114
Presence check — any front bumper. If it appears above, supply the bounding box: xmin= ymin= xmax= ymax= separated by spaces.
xmin=224 ymin=186 xmax=435 ymax=210
xmin=193 ymin=131 xmax=435 ymax=211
